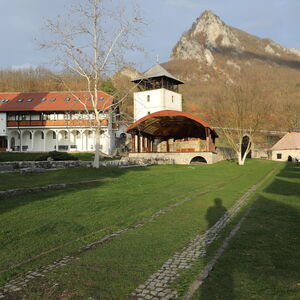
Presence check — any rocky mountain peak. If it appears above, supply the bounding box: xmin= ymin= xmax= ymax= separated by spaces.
xmin=171 ymin=10 xmax=241 ymax=65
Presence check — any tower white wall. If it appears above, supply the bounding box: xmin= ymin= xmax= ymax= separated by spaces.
xmin=134 ymin=88 xmax=182 ymax=121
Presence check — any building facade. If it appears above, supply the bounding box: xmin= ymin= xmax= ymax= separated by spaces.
xmin=271 ymin=132 xmax=300 ymax=161
xmin=131 ymin=64 xmax=183 ymax=121
xmin=0 ymin=91 xmax=121 ymax=155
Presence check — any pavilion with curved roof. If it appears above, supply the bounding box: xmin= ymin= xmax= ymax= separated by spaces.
xmin=126 ymin=110 xmax=219 ymax=164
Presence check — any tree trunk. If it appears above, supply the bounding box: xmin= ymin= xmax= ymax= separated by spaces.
xmin=93 ymin=127 xmax=100 ymax=168
xmin=237 ymin=151 xmax=245 ymax=165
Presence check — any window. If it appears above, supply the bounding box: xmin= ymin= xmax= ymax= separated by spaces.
xmin=75 ymin=98 xmax=80 ymax=102
xmin=26 ymin=99 xmax=33 ymax=102
xmin=172 ymin=96 xmax=174 ymax=103
xmin=64 ymin=132 xmax=68 ymax=139
xmin=29 ymin=132 xmax=32 ymax=140
xmin=65 ymin=97 xmax=70 ymax=102
xmin=41 ymin=98 xmax=46 ymax=102
xmin=53 ymin=131 xmax=56 ymax=139
xmin=21 ymin=114 xmax=26 ymax=120
xmin=50 ymin=98 xmax=56 ymax=102
xmin=41 ymin=132 xmax=44 ymax=140
xmin=147 ymin=95 xmax=150 ymax=102
xmin=148 ymin=111 xmax=151 ymax=115
xmin=99 ymin=97 xmax=104 ymax=101
xmin=277 ymin=153 xmax=282 ymax=159
xmin=18 ymin=99 xmax=23 ymax=102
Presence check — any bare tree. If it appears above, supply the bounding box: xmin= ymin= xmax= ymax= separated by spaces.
xmin=211 ymin=84 xmax=269 ymax=165
xmin=41 ymin=0 xmax=144 ymax=167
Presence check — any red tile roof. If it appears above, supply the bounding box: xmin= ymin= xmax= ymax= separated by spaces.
xmin=0 ymin=91 xmax=114 ymax=112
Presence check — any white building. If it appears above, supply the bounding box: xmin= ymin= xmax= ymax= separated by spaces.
xmin=271 ymin=132 xmax=300 ymax=161
xmin=0 ymin=91 xmax=123 ymax=155
xmin=131 ymin=64 xmax=184 ymax=121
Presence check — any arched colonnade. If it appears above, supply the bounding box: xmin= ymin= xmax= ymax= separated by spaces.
xmin=7 ymin=129 xmax=96 ymax=152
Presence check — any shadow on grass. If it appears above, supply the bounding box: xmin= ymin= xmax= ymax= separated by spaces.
xmin=0 ymin=166 xmax=148 ymax=215
xmin=196 ymin=162 xmax=300 ymax=299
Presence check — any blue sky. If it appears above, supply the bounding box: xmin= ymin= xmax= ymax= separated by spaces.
xmin=0 ymin=0 xmax=299 ymax=72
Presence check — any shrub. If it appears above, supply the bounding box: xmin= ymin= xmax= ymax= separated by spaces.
xmin=35 ymin=151 xmax=79 ymax=161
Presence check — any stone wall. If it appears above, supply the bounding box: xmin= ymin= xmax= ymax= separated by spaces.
xmin=215 ymin=147 xmax=237 ymax=161
xmin=128 ymin=152 xmax=218 ymax=165
xmin=0 ymin=159 xmax=134 ymax=172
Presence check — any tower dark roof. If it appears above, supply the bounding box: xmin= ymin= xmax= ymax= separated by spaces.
xmin=132 ymin=64 xmax=184 ymax=84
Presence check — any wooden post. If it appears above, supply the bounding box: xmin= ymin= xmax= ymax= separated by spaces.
xmin=137 ymin=135 xmax=141 ymax=153
xmin=205 ymin=128 xmax=210 ymax=152
xmin=142 ymin=136 xmax=145 ymax=153
xmin=131 ymin=134 xmax=135 ymax=153
xmin=166 ymin=139 xmax=170 ymax=153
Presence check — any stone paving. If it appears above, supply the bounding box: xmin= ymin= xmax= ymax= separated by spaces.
xmin=131 ymin=173 xmax=273 ymax=299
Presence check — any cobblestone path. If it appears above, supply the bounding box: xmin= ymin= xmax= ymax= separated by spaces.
xmin=131 ymin=170 xmax=275 ymax=299
xmin=0 ymin=179 xmax=233 ymax=299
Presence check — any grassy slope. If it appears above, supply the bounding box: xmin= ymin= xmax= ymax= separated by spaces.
xmin=191 ymin=162 xmax=300 ymax=299
xmin=0 ymin=160 xmax=277 ymax=298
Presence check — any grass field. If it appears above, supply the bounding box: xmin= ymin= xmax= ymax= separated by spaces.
xmin=0 ymin=159 xmax=298 ymax=299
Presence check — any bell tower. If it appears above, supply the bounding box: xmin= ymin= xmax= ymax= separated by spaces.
xmin=131 ymin=64 xmax=184 ymax=121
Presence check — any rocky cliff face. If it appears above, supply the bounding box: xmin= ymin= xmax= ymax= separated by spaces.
xmin=171 ymin=10 xmax=300 ymax=68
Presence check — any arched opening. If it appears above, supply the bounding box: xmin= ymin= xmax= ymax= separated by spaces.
xmin=58 ymin=130 xmax=69 ymax=151
xmin=46 ymin=130 xmax=57 ymax=151
xmin=10 ymin=137 xmax=15 ymax=151
xmin=288 ymin=155 xmax=293 ymax=162
xmin=241 ymin=135 xmax=252 ymax=159
xmin=190 ymin=156 xmax=207 ymax=164
xmin=21 ymin=131 xmax=31 ymax=151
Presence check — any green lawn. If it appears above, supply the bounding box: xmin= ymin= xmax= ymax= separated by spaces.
xmin=0 ymin=159 xmax=284 ymax=299
xmin=190 ymin=162 xmax=300 ymax=299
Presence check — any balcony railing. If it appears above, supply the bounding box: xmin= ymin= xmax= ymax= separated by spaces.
xmin=7 ymin=120 xmax=108 ymax=127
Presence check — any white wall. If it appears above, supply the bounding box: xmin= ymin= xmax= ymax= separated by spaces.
xmin=272 ymin=150 xmax=300 ymax=161
xmin=0 ymin=113 xmax=7 ymax=136
xmin=134 ymin=88 xmax=182 ymax=121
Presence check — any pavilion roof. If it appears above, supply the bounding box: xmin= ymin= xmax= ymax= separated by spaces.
xmin=127 ymin=110 xmax=218 ymax=139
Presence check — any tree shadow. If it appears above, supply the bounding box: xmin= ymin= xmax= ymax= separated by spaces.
xmin=264 ymin=178 xmax=300 ymax=196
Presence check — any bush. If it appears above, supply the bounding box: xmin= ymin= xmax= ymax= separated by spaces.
xmin=35 ymin=151 xmax=79 ymax=161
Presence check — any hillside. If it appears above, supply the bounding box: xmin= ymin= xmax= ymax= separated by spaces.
xmin=163 ymin=10 xmax=300 ymax=131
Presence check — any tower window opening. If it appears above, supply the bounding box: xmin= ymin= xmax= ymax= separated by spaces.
xmin=172 ymin=96 xmax=174 ymax=103
xmin=147 ymin=95 xmax=150 ymax=102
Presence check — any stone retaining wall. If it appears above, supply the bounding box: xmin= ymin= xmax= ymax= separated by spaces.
xmin=127 ymin=152 xmax=218 ymax=165
xmin=0 ymin=160 xmax=134 ymax=172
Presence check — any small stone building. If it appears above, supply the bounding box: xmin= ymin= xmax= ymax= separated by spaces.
xmin=271 ymin=132 xmax=300 ymax=161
